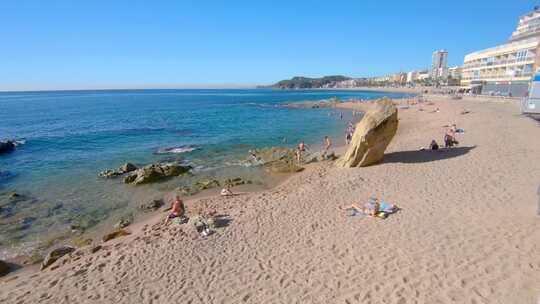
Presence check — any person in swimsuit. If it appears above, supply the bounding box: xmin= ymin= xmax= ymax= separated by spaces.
xmin=324 ymin=136 xmax=331 ymax=152
xmin=164 ymin=196 xmax=185 ymax=224
xmin=296 ymin=141 xmax=308 ymax=163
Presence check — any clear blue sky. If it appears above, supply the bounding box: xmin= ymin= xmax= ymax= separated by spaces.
xmin=0 ymin=0 xmax=537 ymax=91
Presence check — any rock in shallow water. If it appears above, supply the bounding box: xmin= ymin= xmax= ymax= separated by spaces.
xmin=41 ymin=246 xmax=75 ymax=270
xmin=124 ymin=163 xmax=191 ymax=185
xmin=336 ymin=98 xmax=398 ymax=167
xmin=139 ymin=199 xmax=164 ymax=212
xmin=98 ymin=162 xmax=138 ymax=178
xmin=0 ymin=141 xmax=15 ymax=155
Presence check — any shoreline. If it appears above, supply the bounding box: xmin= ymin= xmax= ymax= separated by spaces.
xmin=2 ymin=95 xmax=539 ymax=303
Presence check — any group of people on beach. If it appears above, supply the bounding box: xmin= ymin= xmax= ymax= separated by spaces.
xmin=426 ymin=124 xmax=461 ymax=151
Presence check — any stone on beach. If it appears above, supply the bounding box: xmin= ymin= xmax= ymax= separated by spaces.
xmin=41 ymin=246 xmax=75 ymax=270
xmin=102 ymin=229 xmax=131 ymax=242
xmin=336 ymin=98 xmax=398 ymax=167
xmin=0 ymin=260 xmax=11 ymax=276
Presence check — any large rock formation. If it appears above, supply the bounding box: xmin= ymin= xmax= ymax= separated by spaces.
xmin=248 ymin=147 xmax=304 ymax=173
xmin=336 ymin=98 xmax=398 ymax=167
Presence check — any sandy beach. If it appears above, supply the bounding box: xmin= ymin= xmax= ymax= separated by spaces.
xmin=1 ymin=95 xmax=539 ymax=304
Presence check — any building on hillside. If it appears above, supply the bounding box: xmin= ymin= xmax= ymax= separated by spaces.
xmin=432 ymin=50 xmax=448 ymax=79
xmin=461 ymin=8 xmax=540 ymax=96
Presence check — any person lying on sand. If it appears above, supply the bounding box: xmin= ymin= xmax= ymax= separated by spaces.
xmin=340 ymin=198 xmax=380 ymax=217
xmin=164 ymin=196 xmax=185 ymax=224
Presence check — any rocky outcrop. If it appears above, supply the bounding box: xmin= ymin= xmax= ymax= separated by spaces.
xmin=98 ymin=163 xmax=138 ymax=178
xmin=337 ymin=98 xmax=398 ymax=167
xmin=0 ymin=141 xmax=15 ymax=155
xmin=249 ymin=147 xmax=304 ymax=173
xmin=41 ymin=246 xmax=75 ymax=270
xmin=123 ymin=163 xmax=191 ymax=185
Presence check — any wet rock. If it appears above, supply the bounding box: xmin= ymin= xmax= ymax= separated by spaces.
xmin=176 ymin=186 xmax=199 ymax=196
xmin=70 ymin=236 xmax=93 ymax=247
xmin=248 ymin=147 xmax=304 ymax=173
xmin=102 ymin=229 xmax=131 ymax=242
xmin=139 ymin=199 xmax=164 ymax=212
xmin=90 ymin=245 xmax=102 ymax=253
xmin=194 ymin=178 xmax=220 ymax=191
xmin=124 ymin=163 xmax=191 ymax=185
xmin=0 ymin=141 xmax=15 ymax=154
xmin=123 ymin=174 xmax=137 ymax=184
xmin=337 ymin=98 xmax=398 ymax=167
xmin=0 ymin=260 xmax=11 ymax=276
xmin=222 ymin=177 xmax=252 ymax=187
xmin=114 ymin=213 xmax=133 ymax=229
xmin=98 ymin=163 xmax=138 ymax=178
xmin=41 ymin=246 xmax=75 ymax=270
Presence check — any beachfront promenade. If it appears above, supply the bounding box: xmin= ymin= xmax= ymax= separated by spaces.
xmin=1 ymin=95 xmax=539 ymax=304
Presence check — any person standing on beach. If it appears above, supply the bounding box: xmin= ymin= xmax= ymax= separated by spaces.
xmin=323 ymin=136 xmax=332 ymax=157
xmin=296 ymin=141 xmax=308 ymax=163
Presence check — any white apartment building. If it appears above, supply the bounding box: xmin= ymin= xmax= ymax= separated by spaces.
xmin=461 ymin=8 xmax=540 ymax=96
xmin=448 ymin=66 xmax=462 ymax=79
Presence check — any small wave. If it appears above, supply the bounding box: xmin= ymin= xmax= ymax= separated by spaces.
xmin=155 ymin=145 xmax=199 ymax=155
xmin=13 ymin=139 xmax=26 ymax=146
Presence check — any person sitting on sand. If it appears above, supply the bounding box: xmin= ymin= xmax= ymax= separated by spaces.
xmin=429 ymin=140 xmax=439 ymax=151
xmin=220 ymin=184 xmax=234 ymax=197
xmin=165 ymin=196 xmax=185 ymax=224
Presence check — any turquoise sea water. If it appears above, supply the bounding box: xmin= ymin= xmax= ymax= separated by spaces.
xmin=0 ymin=89 xmax=410 ymax=257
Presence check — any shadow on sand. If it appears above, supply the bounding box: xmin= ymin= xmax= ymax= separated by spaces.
xmin=383 ymin=146 xmax=476 ymax=164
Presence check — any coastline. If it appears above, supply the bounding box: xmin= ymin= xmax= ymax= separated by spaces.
xmin=1 ymin=95 xmax=540 ymax=303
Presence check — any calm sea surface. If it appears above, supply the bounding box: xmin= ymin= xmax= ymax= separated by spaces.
xmin=0 ymin=89 xmax=410 ymax=257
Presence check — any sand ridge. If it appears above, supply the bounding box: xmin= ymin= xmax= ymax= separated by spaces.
xmin=0 ymin=96 xmax=539 ymax=304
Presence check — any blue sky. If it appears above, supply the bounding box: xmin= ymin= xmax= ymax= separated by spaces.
xmin=0 ymin=0 xmax=536 ymax=90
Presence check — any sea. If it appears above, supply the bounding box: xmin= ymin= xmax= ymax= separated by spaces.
xmin=0 ymin=89 xmax=411 ymax=258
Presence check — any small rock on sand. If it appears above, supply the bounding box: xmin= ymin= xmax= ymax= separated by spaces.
xmin=41 ymin=246 xmax=75 ymax=270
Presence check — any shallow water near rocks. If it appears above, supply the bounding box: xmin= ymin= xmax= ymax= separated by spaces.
xmin=0 ymin=89 xmax=410 ymax=258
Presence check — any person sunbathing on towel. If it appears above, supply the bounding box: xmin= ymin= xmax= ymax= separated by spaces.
xmin=341 ymin=198 xmax=380 ymax=216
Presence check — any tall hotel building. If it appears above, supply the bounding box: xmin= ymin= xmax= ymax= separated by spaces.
xmin=461 ymin=8 xmax=540 ymax=96
xmin=432 ymin=50 xmax=449 ymax=79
